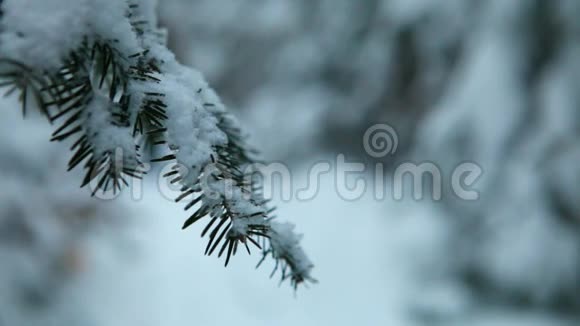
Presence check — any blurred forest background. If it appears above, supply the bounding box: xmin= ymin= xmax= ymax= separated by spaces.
xmin=1 ymin=0 xmax=580 ymax=325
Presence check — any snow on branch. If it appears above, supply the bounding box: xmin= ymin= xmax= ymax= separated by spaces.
xmin=0 ymin=0 xmax=314 ymax=288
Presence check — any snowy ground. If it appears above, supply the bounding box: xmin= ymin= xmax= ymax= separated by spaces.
xmin=42 ymin=161 xmax=578 ymax=326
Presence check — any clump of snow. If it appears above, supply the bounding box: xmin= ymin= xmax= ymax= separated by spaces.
xmin=269 ymin=222 xmax=314 ymax=282
xmin=0 ymin=0 xmax=142 ymax=70
xmin=159 ymin=69 xmax=227 ymax=185
xmin=84 ymin=93 xmax=139 ymax=167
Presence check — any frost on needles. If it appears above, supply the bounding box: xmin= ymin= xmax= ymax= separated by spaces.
xmin=0 ymin=0 xmax=314 ymax=289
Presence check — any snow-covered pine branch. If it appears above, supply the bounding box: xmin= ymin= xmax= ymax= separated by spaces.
xmin=0 ymin=0 xmax=314 ymax=289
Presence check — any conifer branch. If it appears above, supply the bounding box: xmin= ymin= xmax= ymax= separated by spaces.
xmin=0 ymin=0 xmax=314 ymax=288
